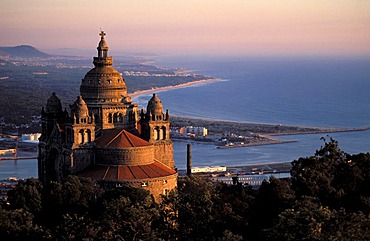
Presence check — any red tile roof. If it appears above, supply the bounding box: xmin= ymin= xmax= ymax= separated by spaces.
xmin=78 ymin=161 xmax=177 ymax=181
xmin=95 ymin=129 xmax=151 ymax=148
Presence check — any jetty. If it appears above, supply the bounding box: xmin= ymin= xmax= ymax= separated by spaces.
xmin=0 ymin=148 xmax=37 ymax=161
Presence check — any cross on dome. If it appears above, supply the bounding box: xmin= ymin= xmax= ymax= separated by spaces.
xmin=99 ymin=30 xmax=106 ymax=39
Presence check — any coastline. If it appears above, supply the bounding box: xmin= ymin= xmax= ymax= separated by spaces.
xmin=127 ymin=78 xmax=370 ymax=149
xmin=128 ymin=78 xmax=370 ymax=148
xmin=129 ymin=77 xmax=221 ymax=98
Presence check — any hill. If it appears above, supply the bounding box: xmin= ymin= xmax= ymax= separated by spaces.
xmin=0 ymin=45 xmax=50 ymax=57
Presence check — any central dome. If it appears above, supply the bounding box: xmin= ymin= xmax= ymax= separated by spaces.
xmin=80 ymin=66 xmax=127 ymax=103
xmin=80 ymin=31 xmax=128 ymax=103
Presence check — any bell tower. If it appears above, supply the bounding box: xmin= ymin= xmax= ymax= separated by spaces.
xmin=69 ymin=96 xmax=95 ymax=147
xmin=140 ymin=94 xmax=174 ymax=168
xmin=38 ymin=93 xmax=70 ymax=183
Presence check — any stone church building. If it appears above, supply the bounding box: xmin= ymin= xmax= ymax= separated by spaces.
xmin=38 ymin=31 xmax=177 ymax=201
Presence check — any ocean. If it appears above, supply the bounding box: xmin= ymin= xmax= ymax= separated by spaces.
xmin=1 ymin=56 xmax=370 ymax=179
xmin=135 ymin=55 xmax=370 ymax=169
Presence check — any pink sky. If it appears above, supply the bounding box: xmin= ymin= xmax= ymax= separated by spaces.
xmin=1 ymin=0 xmax=369 ymax=56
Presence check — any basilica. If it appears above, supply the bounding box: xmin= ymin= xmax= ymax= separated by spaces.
xmin=38 ymin=31 xmax=177 ymax=201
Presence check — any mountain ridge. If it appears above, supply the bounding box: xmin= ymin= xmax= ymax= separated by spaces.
xmin=0 ymin=45 xmax=50 ymax=57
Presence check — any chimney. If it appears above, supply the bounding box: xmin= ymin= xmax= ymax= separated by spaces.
xmin=186 ymin=143 xmax=192 ymax=177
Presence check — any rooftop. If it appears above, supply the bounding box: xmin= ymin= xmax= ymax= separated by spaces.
xmin=78 ymin=161 xmax=176 ymax=181
xmin=96 ymin=129 xmax=150 ymax=148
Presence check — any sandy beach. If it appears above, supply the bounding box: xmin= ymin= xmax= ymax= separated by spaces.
xmin=129 ymin=78 xmax=221 ymax=98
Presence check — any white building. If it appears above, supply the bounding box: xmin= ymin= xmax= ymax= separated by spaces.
xmin=21 ymin=133 xmax=41 ymax=143
xmin=180 ymin=126 xmax=208 ymax=137
xmin=191 ymin=166 xmax=227 ymax=173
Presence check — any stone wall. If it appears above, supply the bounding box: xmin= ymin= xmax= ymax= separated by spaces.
xmin=96 ymin=145 xmax=154 ymax=165
xmin=116 ymin=173 xmax=178 ymax=203
xmin=70 ymin=148 xmax=94 ymax=174
xmin=153 ymin=141 xmax=175 ymax=168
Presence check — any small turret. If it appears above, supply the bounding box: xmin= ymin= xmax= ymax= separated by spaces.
xmin=165 ymin=109 xmax=170 ymax=121
xmin=70 ymin=96 xmax=89 ymax=119
xmin=147 ymin=93 xmax=164 ymax=118
xmin=45 ymin=92 xmax=63 ymax=114
xmin=140 ymin=93 xmax=173 ymax=168
xmin=69 ymin=96 xmax=95 ymax=146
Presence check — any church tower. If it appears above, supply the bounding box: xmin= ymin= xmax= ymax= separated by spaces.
xmin=38 ymin=93 xmax=70 ymax=183
xmin=140 ymin=94 xmax=174 ymax=168
xmin=69 ymin=96 xmax=95 ymax=147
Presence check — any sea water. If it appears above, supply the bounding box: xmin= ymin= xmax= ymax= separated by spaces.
xmin=0 ymin=159 xmax=37 ymax=180
xmin=146 ymin=56 xmax=370 ymax=169
xmin=2 ymin=56 xmax=370 ymax=179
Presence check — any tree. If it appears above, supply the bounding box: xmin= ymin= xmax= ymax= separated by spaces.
xmin=218 ymin=230 xmax=243 ymax=241
xmin=175 ymin=176 xmax=217 ymax=240
xmin=290 ymin=137 xmax=345 ymax=205
xmin=291 ymin=137 xmax=370 ymax=212
xmin=159 ymin=177 xmax=255 ymax=240
xmin=93 ymin=186 xmax=159 ymax=241
xmin=264 ymin=197 xmax=331 ymax=241
xmin=249 ymin=177 xmax=295 ymax=239
xmin=6 ymin=178 xmax=43 ymax=214
xmin=342 ymin=152 xmax=370 ymax=213
xmin=0 ymin=206 xmax=44 ymax=241
xmin=41 ymin=176 xmax=101 ymax=228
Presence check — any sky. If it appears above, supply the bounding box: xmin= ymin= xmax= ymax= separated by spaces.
xmin=0 ymin=0 xmax=369 ymax=57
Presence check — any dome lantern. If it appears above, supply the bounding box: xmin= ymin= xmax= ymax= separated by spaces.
xmin=93 ymin=30 xmax=113 ymax=67
xmin=97 ymin=30 xmax=109 ymax=58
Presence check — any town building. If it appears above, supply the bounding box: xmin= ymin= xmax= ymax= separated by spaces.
xmin=21 ymin=133 xmax=41 ymax=143
xmin=38 ymin=31 xmax=177 ymax=202
xmin=191 ymin=166 xmax=227 ymax=173
xmin=179 ymin=126 xmax=208 ymax=137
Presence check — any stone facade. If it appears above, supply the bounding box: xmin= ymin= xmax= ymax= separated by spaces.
xmin=95 ymin=145 xmax=154 ymax=166
xmin=38 ymin=31 xmax=177 ymax=201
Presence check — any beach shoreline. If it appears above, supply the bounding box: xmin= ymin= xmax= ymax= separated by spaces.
xmin=129 ymin=77 xmax=221 ymax=98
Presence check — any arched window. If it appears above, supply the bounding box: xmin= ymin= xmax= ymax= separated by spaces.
xmin=113 ymin=113 xmax=118 ymax=123
xmin=86 ymin=129 xmax=91 ymax=143
xmin=78 ymin=129 xmax=84 ymax=144
xmin=153 ymin=127 xmax=159 ymax=140
xmin=108 ymin=113 xmax=113 ymax=123
xmin=159 ymin=127 xmax=164 ymax=140
xmin=163 ymin=188 xmax=169 ymax=196
xmin=118 ymin=113 xmax=123 ymax=123
xmin=161 ymin=126 xmax=166 ymax=140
